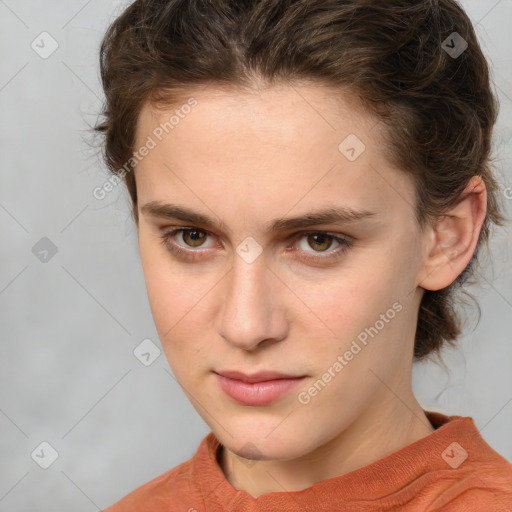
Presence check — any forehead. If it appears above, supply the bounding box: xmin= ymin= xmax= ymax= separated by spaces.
xmin=133 ymin=84 xmax=416 ymax=231
xmin=137 ymin=82 xmax=373 ymax=146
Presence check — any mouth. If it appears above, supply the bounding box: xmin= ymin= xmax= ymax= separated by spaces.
xmin=214 ymin=370 xmax=307 ymax=406
xmin=215 ymin=369 xmax=306 ymax=383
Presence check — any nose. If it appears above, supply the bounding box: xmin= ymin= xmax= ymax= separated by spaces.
xmin=217 ymin=254 xmax=289 ymax=351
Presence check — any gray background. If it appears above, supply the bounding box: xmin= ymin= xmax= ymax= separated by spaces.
xmin=0 ymin=0 xmax=511 ymax=510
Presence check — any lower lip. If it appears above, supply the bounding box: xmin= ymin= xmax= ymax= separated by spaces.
xmin=216 ymin=374 xmax=306 ymax=406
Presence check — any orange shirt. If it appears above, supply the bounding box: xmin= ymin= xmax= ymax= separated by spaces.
xmin=101 ymin=410 xmax=512 ymax=511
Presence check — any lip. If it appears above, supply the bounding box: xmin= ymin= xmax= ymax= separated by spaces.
xmin=214 ymin=370 xmax=307 ymax=406
xmin=216 ymin=370 xmax=304 ymax=383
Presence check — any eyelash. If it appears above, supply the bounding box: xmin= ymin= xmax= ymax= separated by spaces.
xmin=158 ymin=228 xmax=352 ymax=264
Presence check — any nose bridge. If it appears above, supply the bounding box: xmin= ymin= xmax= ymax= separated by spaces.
xmin=218 ymin=252 xmax=286 ymax=350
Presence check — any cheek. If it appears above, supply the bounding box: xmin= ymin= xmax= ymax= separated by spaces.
xmin=293 ymin=259 xmax=411 ymax=370
xmin=294 ymin=266 xmax=397 ymax=333
xmin=138 ymin=233 xmax=185 ymax=336
xmin=138 ymin=233 xmax=213 ymax=362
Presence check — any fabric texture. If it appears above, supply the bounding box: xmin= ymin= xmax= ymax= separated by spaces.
xmin=101 ymin=410 xmax=512 ymax=511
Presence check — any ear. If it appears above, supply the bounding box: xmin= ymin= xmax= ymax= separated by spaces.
xmin=418 ymin=176 xmax=487 ymax=291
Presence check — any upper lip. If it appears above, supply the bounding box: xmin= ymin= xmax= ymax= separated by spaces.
xmin=215 ymin=370 xmax=306 ymax=383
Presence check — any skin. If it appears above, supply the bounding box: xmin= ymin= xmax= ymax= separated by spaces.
xmin=132 ymin=83 xmax=487 ymax=498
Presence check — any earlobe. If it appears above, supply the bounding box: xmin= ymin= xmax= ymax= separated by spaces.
xmin=418 ymin=176 xmax=487 ymax=291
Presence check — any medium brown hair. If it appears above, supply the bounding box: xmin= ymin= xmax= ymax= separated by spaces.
xmin=95 ymin=0 xmax=506 ymax=361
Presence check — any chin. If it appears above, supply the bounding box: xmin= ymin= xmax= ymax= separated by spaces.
xmin=214 ymin=420 xmax=316 ymax=462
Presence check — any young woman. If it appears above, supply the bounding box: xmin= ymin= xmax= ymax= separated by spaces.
xmin=98 ymin=0 xmax=512 ymax=510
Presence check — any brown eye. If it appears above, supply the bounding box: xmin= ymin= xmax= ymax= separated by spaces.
xmin=293 ymin=231 xmax=351 ymax=263
xmin=305 ymin=233 xmax=334 ymax=252
xmin=160 ymin=227 xmax=351 ymax=265
xmin=181 ymin=229 xmax=207 ymax=247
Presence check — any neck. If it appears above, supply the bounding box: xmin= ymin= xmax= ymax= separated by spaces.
xmin=218 ymin=391 xmax=435 ymax=498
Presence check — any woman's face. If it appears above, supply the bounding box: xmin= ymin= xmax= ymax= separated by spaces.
xmin=133 ymin=84 xmax=430 ymax=461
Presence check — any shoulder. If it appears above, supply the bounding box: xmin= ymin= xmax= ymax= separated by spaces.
xmin=100 ymin=458 xmax=192 ymax=512
xmin=424 ymin=412 xmax=512 ymax=510
xmin=430 ymin=464 xmax=512 ymax=512
xmin=100 ymin=432 xmax=218 ymax=512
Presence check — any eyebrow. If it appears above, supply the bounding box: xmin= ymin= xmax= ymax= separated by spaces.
xmin=140 ymin=201 xmax=378 ymax=234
